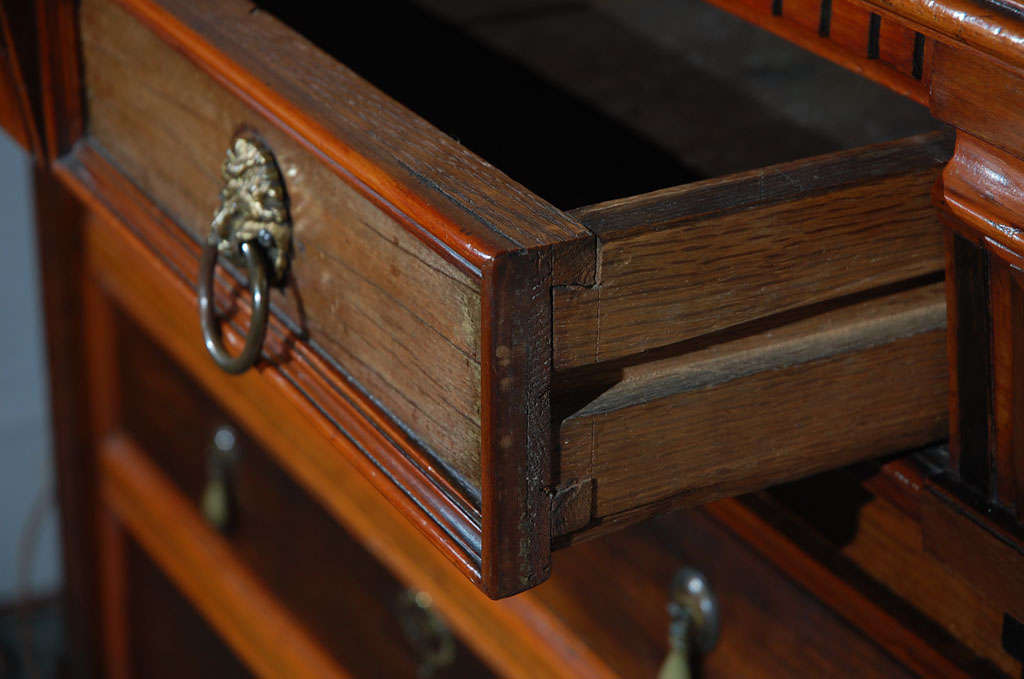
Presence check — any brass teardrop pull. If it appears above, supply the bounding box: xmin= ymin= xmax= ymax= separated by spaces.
xmin=201 ymin=426 xmax=240 ymax=533
xmin=395 ymin=590 xmax=456 ymax=678
xmin=658 ymin=568 xmax=720 ymax=679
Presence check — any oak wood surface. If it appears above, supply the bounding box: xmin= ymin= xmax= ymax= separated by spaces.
xmin=36 ymin=0 xmax=82 ymax=160
xmin=558 ymin=284 xmax=948 ymax=529
xmin=101 ymin=435 xmax=352 ymax=679
xmin=556 ymin=132 xmax=949 ymax=368
xmin=861 ymin=0 xmax=1024 ymax=72
xmin=931 ymin=42 xmax=1024 ymax=162
xmin=81 ymin=0 xmax=486 ymax=490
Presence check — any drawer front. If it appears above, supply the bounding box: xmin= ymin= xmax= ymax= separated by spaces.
xmin=77 ymin=0 xmax=594 ymax=596
xmin=106 ymin=310 xmax=495 ymax=679
xmin=71 ymin=0 xmax=949 ymax=596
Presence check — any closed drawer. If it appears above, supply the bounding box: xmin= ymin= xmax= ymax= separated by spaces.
xmin=101 ymin=310 xmax=495 ymax=679
xmin=71 ymin=0 xmax=949 ymax=595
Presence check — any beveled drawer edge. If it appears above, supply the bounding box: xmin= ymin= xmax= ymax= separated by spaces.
xmin=99 ymin=433 xmax=350 ymax=678
xmin=57 ymin=142 xmax=487 ymax=583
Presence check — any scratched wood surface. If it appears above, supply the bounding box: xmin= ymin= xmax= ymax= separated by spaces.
xmin=558 ymin=284 xmax=948 ymax=530
xmin=80 ymin=0 xmax=486 ymax=490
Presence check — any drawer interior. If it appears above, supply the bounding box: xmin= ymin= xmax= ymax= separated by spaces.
xmin=253 ymin=0 xmax=940 ymax=209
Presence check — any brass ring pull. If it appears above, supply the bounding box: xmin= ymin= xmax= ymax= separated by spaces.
xmin=198 ymin=240 xmax=270 ymax=375
xmin=198 ymin=131 xmax=292 ymax=375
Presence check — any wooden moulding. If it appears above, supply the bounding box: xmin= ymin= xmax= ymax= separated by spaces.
xmin=78 ymin=0 xmax=598 ymax=597
xmin=939 ymin=132 xmax=1024 ymax=506
xmin=556 ymin=283 xmax=950 ymax=539
xmin=99 ymin=435 xmax=351 ymax=678
xmin=703 ymin=0 xmax=929 ymax=103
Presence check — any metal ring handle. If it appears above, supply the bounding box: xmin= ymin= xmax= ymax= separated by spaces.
xmin=198 ymin=240 xmax=269 ymax=374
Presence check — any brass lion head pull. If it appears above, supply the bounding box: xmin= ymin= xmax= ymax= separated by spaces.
xmin=198 ymin=131 xmax=292 ymax=374
xmin=210 ymin=133 xmax=291 ymax=283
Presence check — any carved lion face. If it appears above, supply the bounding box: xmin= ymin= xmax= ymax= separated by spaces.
xmin=210 ymin=134 xmax=291 ymax=283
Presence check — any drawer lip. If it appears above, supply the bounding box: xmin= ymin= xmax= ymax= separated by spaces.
xmin=61 ymin=143 xmax=487 ymax=582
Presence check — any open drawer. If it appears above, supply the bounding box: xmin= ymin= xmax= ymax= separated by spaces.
xmin=66 ymin=0 xmax=949 ymax=596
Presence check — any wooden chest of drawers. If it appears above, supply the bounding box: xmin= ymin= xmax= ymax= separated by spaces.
xmin=67 ymin=0 xmax=953 ymax=597
xmin=15 ymin=0 xmax=1024 ymax=675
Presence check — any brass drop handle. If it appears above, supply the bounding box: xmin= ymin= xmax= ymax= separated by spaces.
xmin=201 ymin=426 xmax=240 ymax=532
xmin=395 ymin=590 xmax=456 ymax=678
xmin=198 ymin=131 xmax=291 ymax=375
xmin=658 ymin=568 xmax=720 ymax=679
xmin=199 ymin=240 xmax=269 ymax=374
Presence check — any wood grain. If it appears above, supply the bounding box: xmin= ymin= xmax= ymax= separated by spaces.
xmin=80 ymin=0 xmax=486 ymax=488
xmin=559 ymin=284 xmax=948 ymax=526
xmin=556 ymin=132 xmax=950 ymax=369
xmin=100 ymin=435 xmax=352 ymax=679
xmin=931 ymin=42 xmax=1024 ymax=161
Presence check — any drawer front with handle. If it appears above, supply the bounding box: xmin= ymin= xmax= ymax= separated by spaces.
xmin=102 ymin=311 xmax=495 ymax=679
xmin=71 ymin=0 xmax=949 ymax=596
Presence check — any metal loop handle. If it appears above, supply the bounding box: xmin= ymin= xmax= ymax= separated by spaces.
xmin=198 ymin=240 xmax=269 ymax=374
